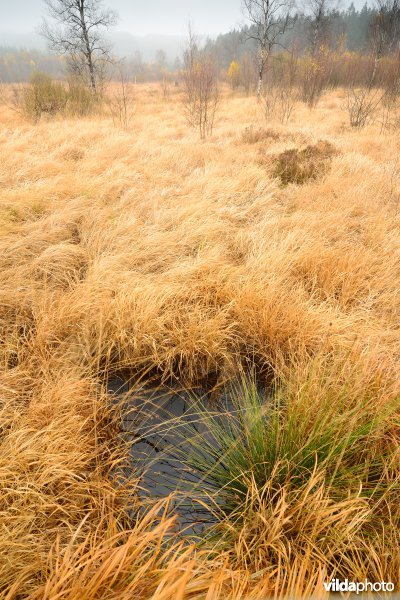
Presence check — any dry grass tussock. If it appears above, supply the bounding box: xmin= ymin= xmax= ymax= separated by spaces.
xmin=0 ymin=85 xmax=399 ymax=598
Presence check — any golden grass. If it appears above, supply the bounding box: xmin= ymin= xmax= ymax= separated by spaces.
xmin=0 ymin=85 xmax=399 ymax=597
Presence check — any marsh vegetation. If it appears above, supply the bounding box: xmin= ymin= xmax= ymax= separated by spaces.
xmin=0 ymin=78 xmax=399 ymax=597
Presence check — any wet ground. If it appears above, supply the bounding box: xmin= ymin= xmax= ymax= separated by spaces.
xmin=108 ymin=377 xmax=239 ymax=535
xmin=109 ymin=378 xmax=400 ymax=597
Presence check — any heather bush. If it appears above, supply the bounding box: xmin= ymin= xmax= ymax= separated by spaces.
xmin=272 ymin=140 xmax=336 ymax=185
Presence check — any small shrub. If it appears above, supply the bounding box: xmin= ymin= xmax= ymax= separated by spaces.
xmin=271 ymin=140 xmax=336 ymax=185
xmin=263 ymin=86 xmax=297 ymax=124
xmin=264 ymin=50 xmax=299 ymax=123
xmin=106 ymin=69 xmax=134 ymax=130
xmin=299 ymin=51 xmax=330 ymax=109
xmin=66 ymin=78 xmax=97 ymax=117
xmin=183 ymin=29 xmax=219 ymax=140
xmin=12 ymin=73 xmax=98 ymax=122
xmin=241 ymin=126 xmax=280 ymax=144
xmin=228 ymin=60 xmax=240 ymax=89
xmin=347 ymin=87 xmax=382 ymax=128
xmin=22 ymin=72 xmax=67 ymax=122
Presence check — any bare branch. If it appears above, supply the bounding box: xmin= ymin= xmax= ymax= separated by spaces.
xmin=40 ymin=0 xmax=118 ymax=94
xmin=242 ymin=0 xmax=296 ymax=97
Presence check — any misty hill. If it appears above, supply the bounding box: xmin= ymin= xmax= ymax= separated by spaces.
xmin=0 ymin=29 xmax=184 ymax=63
xmin=0 ymin=31 xmax=46 ymax=51
xmin=111 ymin=32 xmax=185 ymax=62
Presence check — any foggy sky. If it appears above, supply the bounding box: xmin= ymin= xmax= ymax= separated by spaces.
xmin=1 ymin=0 xmax=244 ymax=37
xmin=2 ymin=0 xmax=367 ymax=38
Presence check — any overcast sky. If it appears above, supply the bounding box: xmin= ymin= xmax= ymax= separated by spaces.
xmin=1 ymin=0 xmax=246 ymax=37
xmin=1 ymin=0 xmax=367 ymax=37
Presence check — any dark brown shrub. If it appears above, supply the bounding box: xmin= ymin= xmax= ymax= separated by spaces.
xmin=271 ymin=140 xmax=337 ymax=185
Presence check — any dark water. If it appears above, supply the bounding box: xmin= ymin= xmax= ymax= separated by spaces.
xmin=109 ymin=377 xmax=240 ymax=535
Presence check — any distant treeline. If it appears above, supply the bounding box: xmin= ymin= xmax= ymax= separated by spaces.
xmin=0 ymin=3 xmax=384 ymax=83
xmin=0 ymin=48 xmax=65 ymax=83
xmin=206 ymin=3 xmax=377 ymax=69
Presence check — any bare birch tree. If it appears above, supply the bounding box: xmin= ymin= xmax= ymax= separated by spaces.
xmin=40 ymin=0 xmax=118 ymax=95
xmin=370 ymin=0 xmax=400 ymax=58
xmin=304 ymin=0 xmax=336 ymax=57
xmin=242 ymin=0 xmax=296 ymax=98
xmin=182 ymin=26 xmax=219 ymax=140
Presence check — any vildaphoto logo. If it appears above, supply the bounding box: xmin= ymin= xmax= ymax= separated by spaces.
xmin=323 ymin=579 xmax=395 ymax=594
